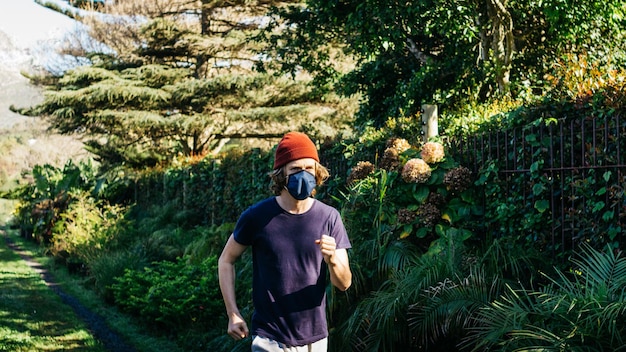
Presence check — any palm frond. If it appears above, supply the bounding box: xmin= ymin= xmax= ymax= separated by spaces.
xmin=465 ymin=284 xmax=543 ymax=351
xmin=508 ymin=325 xmax=565 ymax=350
xmin=480 ymin=237 xmax=545 ymax=284
xmin=378 ymin=239 xmax=422 ymax=276
xmin=572 ymin=244 xmax=626 ymax=295
xmin=409 ymin=265 xmax=502 ymax=348
xmin=340 ymin=288 xmax=412 ymax=352
xmin=468 ymin=245 xmax=626 ymax=351
xmin=592 ymin=301 xmax=626 ymax=346
xmin=338 ymin=252 xmax=451 ymax=351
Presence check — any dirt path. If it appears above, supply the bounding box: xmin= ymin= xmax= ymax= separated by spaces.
xmin=1 ymin=229 xmax=137 ymax=352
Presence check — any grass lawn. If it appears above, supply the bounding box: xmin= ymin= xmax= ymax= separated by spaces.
xmin=0 ymin=229 xmax=107 ymax=352
xmin=0 ymin=197 xmax=183 ymax=352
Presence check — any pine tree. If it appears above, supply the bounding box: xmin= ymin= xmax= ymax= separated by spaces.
xmin=20 ymin=0 xmax=356 ymax=170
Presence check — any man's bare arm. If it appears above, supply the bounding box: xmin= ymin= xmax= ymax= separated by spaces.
xmin=218 ymin=234 xmax=249 ymax=340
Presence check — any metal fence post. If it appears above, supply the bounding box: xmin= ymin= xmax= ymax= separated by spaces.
xmin=422 ymin=104 xmax=439 ymax=142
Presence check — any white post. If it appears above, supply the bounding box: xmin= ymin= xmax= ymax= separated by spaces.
xmin=421 ymin=104 xmax=438 ymax=143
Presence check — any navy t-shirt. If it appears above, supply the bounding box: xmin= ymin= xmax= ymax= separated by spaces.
xmin=233 ymin=197 xmax=351 ymax=347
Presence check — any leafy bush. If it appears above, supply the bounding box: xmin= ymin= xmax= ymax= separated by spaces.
xmin=89 ymin=249 xmax=148 ymax=302
xmin=330 ymin=137 xmax=484 ymax=350
xmin=50 ymin=191 xmax=126 ymax=265
xmin=183 ymin=223 xmax=235 ymax=264
xmin=11 ymin=160 xmax=98 ymax=244
xmin=342 ymin=138 xmax=481 ymax=272
xmin=469 ymin=245 xmax=626 ymax=351
xmin=111 ymin=256 xmax=224 ymax=341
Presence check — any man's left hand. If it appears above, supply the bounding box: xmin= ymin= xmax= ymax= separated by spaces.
xmin=315 ymin=234 xmax=336 ymax=264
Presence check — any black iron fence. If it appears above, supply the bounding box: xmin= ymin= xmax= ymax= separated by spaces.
xmin=131 ymin=112 xmax=625 ymax=256
xmin=450 ymin=113 xmax=626 ymax=256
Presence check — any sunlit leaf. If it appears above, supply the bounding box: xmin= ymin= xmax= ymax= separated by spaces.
xmin=534 ymin=200 xmax=549 ymax=213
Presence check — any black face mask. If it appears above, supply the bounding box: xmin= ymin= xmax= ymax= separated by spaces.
xmin=286 ymin=170 xmax=316 ymax=200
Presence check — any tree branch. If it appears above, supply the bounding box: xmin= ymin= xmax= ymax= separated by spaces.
xmin=405 ymin=37 xmax=431 ymax=65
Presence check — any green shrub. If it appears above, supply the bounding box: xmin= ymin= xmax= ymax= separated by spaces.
xmin=330 ymin=137 xmax=483 ymax=350
xmin=89 ymin=249 xmax=148 ymax=302
xmin=469 ymin=245 xmax=626 ymax=350
xmin=10 ymin=160 xmax=98 ymax=244
xmin=341 ymin=138 xmax=481 ymax=274
xmin=184 ymin=223 xmax=235 ymax=264
xmin=111 ymin=255 xmax=224 ymax=337
xmin=50 ymin=191 xmax=126 ymax=264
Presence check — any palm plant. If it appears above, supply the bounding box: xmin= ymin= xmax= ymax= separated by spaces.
xmin=337 ymin=253 xmax=452 ymax=351
xmin=333 ymin=237 xmax=543 ymax=351
xmin=468 ymin=244 xmax=626 ymax=351
xmin=407 ymin=237 xmax=543 ymax=351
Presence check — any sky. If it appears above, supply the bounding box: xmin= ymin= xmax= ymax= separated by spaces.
xmin=0 ymin=0 xmax=82 ymax=128
xmin=0 ymin=0 xmax=101 ymax=73
xmin=0 ymin=0 xmax=76 ymax=48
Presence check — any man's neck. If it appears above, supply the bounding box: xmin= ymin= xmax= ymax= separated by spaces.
xmin=276 ymin=193 xmax=314 ymax=214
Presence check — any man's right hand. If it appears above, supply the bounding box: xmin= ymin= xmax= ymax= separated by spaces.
xmin=227 ymin=312 xmax=249 ymax=340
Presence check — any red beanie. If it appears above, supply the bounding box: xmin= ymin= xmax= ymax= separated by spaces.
xmin=273 ymin=132 xmax=320 ymax=169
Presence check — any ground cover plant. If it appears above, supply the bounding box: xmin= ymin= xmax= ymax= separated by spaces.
xmin=110 ymin=255 xmax=225 ymax=350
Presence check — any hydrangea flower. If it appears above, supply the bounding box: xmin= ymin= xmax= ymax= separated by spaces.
xmin=417 ymin=203 xmax=441 ymax=227
xmin=443 ymin=166 xmax=472 ymax=192
xmin=420 ymin=142 xmax=445 ymax=164
xmin=386 ymin=137 xmax=411 ymax=154
xmin=427 ymin=192 xmax=446 ymax=208
xmin=397 ymin=208 xmax=417 ymax=224
xmin=347 ymin=161 xmax=375 ymax=184
xmin=380 ymin=138 xmax=412 ymax=171
xmin=401 ymin=158 xmax=431 ymax=183
xmin=380 ymin=147 xmax=400 ymax=171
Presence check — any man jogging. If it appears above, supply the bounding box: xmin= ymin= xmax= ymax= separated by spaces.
xmin=218 ymin=131 xmax=352 ymax=352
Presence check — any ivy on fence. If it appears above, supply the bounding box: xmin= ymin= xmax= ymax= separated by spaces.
xmin=452 ymin=114 xmax=626 ymax=257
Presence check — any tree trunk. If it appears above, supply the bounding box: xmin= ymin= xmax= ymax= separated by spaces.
xmin=196 ymin=0 xmax=211 ymax=78
xmin=486 ymin=0 xmax=514 ymax=94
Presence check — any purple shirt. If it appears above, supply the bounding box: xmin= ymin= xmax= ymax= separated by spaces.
xmin=233 ymin=197 xmax=351 ymax=347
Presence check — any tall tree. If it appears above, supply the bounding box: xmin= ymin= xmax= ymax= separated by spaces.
xmin=261 ymin=0 xmax=626 ymax=127
xmin=80 ymin=0 xmax=276 ymax=78
xmin=19 ymin=0 xmax=356 ymax=170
